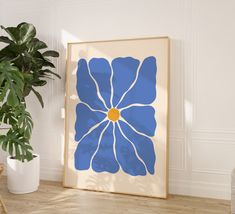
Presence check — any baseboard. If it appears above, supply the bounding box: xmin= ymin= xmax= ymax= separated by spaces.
xmin=40 ymin=167 xmax=63 ymax=182
xmin=39 ymin=167 xmax=231 ymax=200
xmin=169 ymin=179 xmax=231 ymax=200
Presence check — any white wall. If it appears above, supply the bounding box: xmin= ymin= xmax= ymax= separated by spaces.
xmin=0 ymin=0 xmax=235 ymax=200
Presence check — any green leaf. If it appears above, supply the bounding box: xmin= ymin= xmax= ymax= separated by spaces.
xmin=14 ymin=104 xmax=33 ymax=139
xmin=24 ymin=53 xmax=44 ymax=70
xmin=18 ymin=23 xmax=36 ymax=44
xmin=39 ymin=69 xmax=61 ymax=79
xmin=8 ymin=142 xmax=13 ymax=156
xmin=0 ymin=85 xmax=9 ymax=102
xmin=31 ymin=87 xmax=44 ymax=108
xmin=0 ymin=36 xmax=13 ymax=44
xmin=42 ymin=50 xmax=59 ymax=57
xmin=0 ymin=43 xmax=28 ymax=68
xmin=14 ymin=143 xmax=20 ymax=160
xmin=27 ymin=38 xmax=47 ymax=51
xmin=17 ymin=22 xmax=27 ymax=28
xmin=1 ymin=23 xmax=36 ymax=45
xmin=0 ymin=128 xmax=33 ymax=162
xmin=2 ymin=140 xmax=7 ymax=151
xmin=0 ymin=103 xmax=17 ymax=125
xmin=0 ymin=61 xmax=24 ymax=106
xmin=43 ymin=60 xmax=55 ymax=68
xmin=22 ymin=85 xmax=32 ymax=97
xmin=0 ymin=26 xmax=19 ymax=42
xmin=22 ymin=73 xmax=34 ymax=82
xmin=8 ymin=43 xmax=27 ymax=54
xmin=25 ymin=151 xmax=33 ymax=161
xmin=7 ymin=91 xmax=19 ymax=107
xmin=0 ymin=45 xmax=16 ymax=61
xmin=32 ymin=79 xmax=47 ymax=86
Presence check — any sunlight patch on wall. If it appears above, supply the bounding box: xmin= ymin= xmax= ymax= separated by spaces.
xmin=61 ymin=29 xmax=81 ymax=48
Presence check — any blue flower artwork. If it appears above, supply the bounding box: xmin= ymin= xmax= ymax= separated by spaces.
xmin=74 ymin=56 xmax=157 ymax=176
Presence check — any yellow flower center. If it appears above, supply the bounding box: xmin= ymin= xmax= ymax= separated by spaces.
xmin=107 ymin=108 xmax=120 ymax=122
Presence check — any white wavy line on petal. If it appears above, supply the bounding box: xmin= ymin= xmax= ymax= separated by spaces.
xmin=119 ymin=117 xmax=151 ymax=139
xmin=112 ymin=123 xmax=122 ymax=170
xmin=90 ymin=121 xmax=110 ymax=169
xmin=80 ymin=101 xmax=107 ymax=113
xmin=117 ymin=122 xmax=147 ymax=172
xmin=110 ymin=64 xmax=114 ymax=108
xmin=76 ymin=118 xmax=108 ymax=145
xmin=115 ymin=62 xmax=141 ymax=108
xmin=119 ymin=103 xmax=151 ymax=111
xmin=87 ymin=63 xmax=109 ymax=110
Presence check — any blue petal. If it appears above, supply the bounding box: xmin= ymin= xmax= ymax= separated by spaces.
xmin=75 ymin=121 xmax=108 ymax=170
xmin=112 ymin=57 xmax=140 ymax=107
xmin=75 ymin=103 xmax=106 ymax=142
xmin=119 ymin=121 xmax=156 ymax=174
xmin=76 ymin=59 xmax=107 ymax=111
xmin=121 ymin=106 xmax=156 ymax=137
xmin=118 ymin=57 xmax=157 ymax=108
xmin=89 ymin=58 xmax=112 ymax=108
xmin=115 ymin=123 xmax=146 ymax=176
xmin=92 ymin=123 xmax=119 ymax=173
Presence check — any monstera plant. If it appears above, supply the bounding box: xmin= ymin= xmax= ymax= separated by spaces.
xmin=0 ymin=22 xmax=60 ymax=162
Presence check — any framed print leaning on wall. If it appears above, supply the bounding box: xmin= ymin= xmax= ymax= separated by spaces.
xmin=64 ymin=37 xmax=170 ymax=198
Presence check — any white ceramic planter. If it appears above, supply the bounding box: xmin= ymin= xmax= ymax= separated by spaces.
xmin=7 ymin=154 xmax=40 ymax=194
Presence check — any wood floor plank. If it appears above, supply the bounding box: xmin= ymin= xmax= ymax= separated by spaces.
xmin=0 ymin=177 xmax=230 ymax=214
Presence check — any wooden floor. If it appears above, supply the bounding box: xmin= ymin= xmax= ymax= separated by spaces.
xmin=0 ymin=177 xmax=230 ymax=214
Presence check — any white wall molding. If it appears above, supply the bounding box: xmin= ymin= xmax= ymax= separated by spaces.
xmin=192 ymin=138 xmax=235 ymax=146
xmin=192 ymin=130 xmax=235 ymax=142
xmin=169 ymin=138 xmax=186 ymax=171
xmin=191 ymin=169 xmax=230 ymax=176
xmin=169 ymin=179 xmax=230 ymax=200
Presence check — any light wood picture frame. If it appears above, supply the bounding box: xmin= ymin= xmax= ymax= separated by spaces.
xmin=64 ymin=37 xmax=170 ymax=198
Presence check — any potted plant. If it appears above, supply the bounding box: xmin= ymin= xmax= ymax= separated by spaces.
xmin=0 ymin=22 xmax=60 ymax=194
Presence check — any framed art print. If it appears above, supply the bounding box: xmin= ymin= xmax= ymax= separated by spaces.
xmin=64 ymin=37 xmax=170 ymax=198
